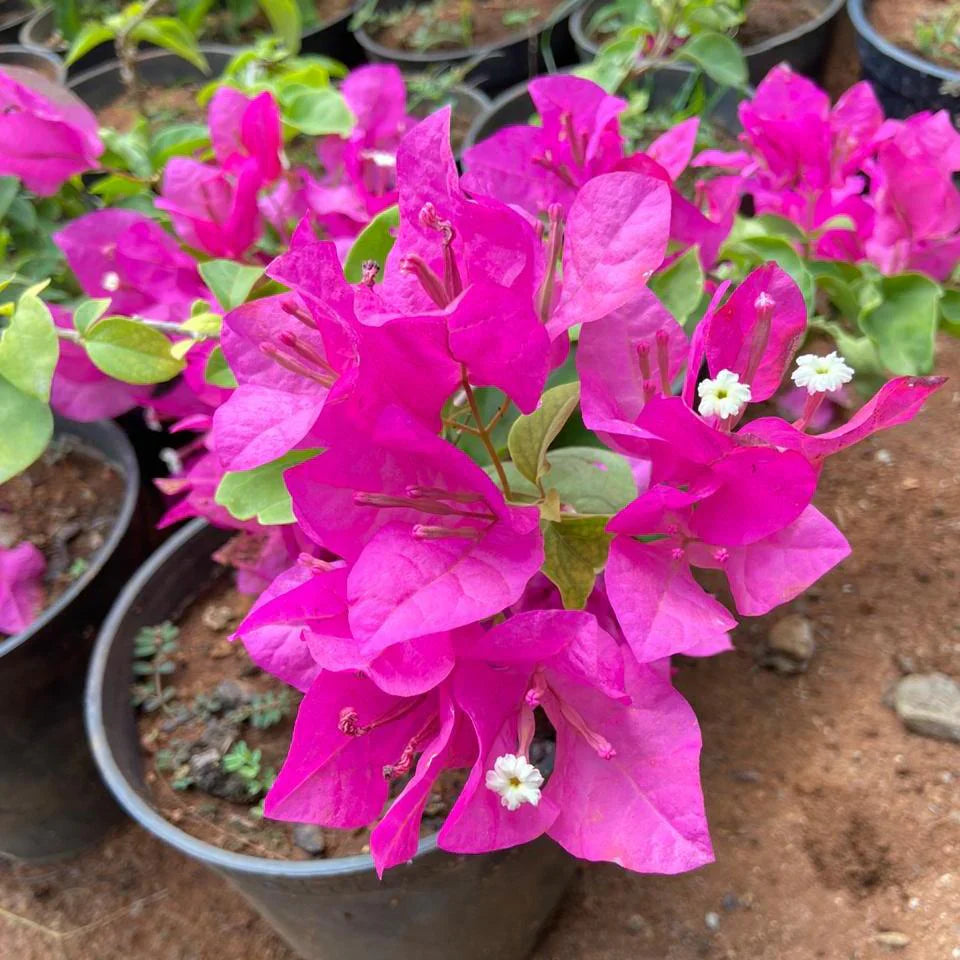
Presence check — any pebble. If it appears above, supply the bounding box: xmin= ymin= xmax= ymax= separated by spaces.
xmin=893 ymin=673 xmax=960 ymax=743
xmin=704 ymin=912 xmax=721 ymax=932
xmin=292 ymin=823 xmax=327 ymax=856
xmin=625 ymin=913 xmax=650 ymax=935
xmin=214 ymin=679 xmax=255 ymax=710
xmin=763 ymin=615 xmax=816 ymax=674
xmin=202 ymin=603 xmax=236 ymax=632
xmin=874 ymin=931 xmax=910 ymax=948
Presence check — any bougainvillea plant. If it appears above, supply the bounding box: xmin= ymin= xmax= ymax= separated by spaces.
xmin=0 ymin=61 xmax=947 ymax=876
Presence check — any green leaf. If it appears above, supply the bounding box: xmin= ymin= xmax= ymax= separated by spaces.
xmin=72 ymin=298 xmax=111 ymax=335
xmin=129 ymin=19 xmax=209 ymax=72
xmin=65 ymin=22 xmax=115 ymax=65
xmin=941 ymin=289 xmax=960 ymax=337
xmin=343 ymin=205 xmax=400 ymax=283
xmin=496 ymin=447 xmax=638 ymax=515
xmin=258 ymin=0 xmax=302 ymax=54
xmin=752 ymin=214 xmax=806 ymax=242
xmin=649 ymin=247 xmax=705 ymax=327
xmin=507 ymin=382 xmax=581 ymax=486
xmin=0 ymin=178 xmax=19 ymax=221
xmin=84 ymin=318 xmax=186 ymax=384
xmin=810 ymin=259 xmax=865 ymax=323
xmin=99 ymin=128 xmax=152 ymax=180
xmin=675 ymin=30 xmax=747 ymax=89
xmin=0 ymin=294 xmax=58 ymax=401
xmin=204 ymin=345 xmax=238 ymax=388
xmin=215 ymin=448 xmax=321 ymax=525
xmin=858 ymin=273 xmax=941 ymax=375
xmin=149 ymin=123 xmax=211 ymax=169
xmin=0 ymin=376 xmax=52 ymax=484
xmin=198 ymin=260 xmax=264 ymax=310
xmin=89 ymin=173 xmax=150 ymax=201
xmin=541 ymin=515 xmax=613 ymax=610
xmin=811 ymin=214 xmax=857 ymax=236
xmin=284 ymin=87 xmax=354 ymax=136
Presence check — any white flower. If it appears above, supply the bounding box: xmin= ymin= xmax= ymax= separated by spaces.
xmin=697 ymin=369 xmax=752 ymax=419
xmin=484 ymin=754 xmax=544 ymax=811
xmin=101 ymin=271 xmax=120 ymax=292
xmin=791 ymin=351 xmax=854 ymax=395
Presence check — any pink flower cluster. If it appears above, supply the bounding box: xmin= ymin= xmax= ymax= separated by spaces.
xmin=693 ymin=64 xmax=960 ymax=281
xmin=214 ymin=88 xmax=944 ymax=875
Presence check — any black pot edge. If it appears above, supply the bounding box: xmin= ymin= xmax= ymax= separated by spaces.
xmin=354 ymin=0 xmax=585 ymax=68
xmin=0 ymin=43 xmax=66 ymax=83
xmin=85 ymin=517 xmax=445 ymax=880
xmin=570 ymin=0 xmax=846 ymax=61
xmin=847 ymin=0 xmax=960 ymax=85
xmin=66 ymin=43 xmax=240 ymax=91
xmin=0 ymin=417 xmax=140 ymax=660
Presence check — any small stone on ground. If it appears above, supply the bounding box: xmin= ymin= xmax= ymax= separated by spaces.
xmin=893 ymin=673 xmax=960 ymax=743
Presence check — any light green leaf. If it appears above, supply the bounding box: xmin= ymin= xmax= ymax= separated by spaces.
xmin=215 ymin=448 xmax=321 ymax=525
xmin=343 ymin=205 xmax=400 ymax=283
xmin=858 ymin=273 xmax=941 ymax=375
xmin=258 ymin=0 xmax=302 ymax=53
xmin=129 ymin=19 xmax=209 ymax=72
xmin=811 ymin=214 xmax=857 ymax=236
xmin=0 ymin=293 xmax=58 ymax=401
xmin=284 ymin=87 xmax=354 ymax=135
xmin=99 ymin=128 xmax=152 ymax=180
xmin=939 ymin=289 xmax=960 ymax=337
xmin=204 ymin=345 xmax=238 ymax=388
xmin=89 ymin=173 xmax=149 ymax=201
xmin=542 ymin=515 xmax=613 ymax=610
xmin=649 ymin=247 xmax=705 ymax=327
xmin=65 ymin=22 xmax=115 ymax=65
xmin=675 ymin=30 xmax=748 ymax=88
xmin=0 ymin=376 xmax=52 ymax=484
xmin=72 ymin=298 xmax=111 ymax=335
xmin=198 ymin=260 xmax=264 ymax=311
xmin=84 ymin=318 xmax=185 ymax=384
xmin=149 ymin=123 xmax=211 ymax=168
xmin=810 ymin=259 xmax=865 ymax=323
xmin=752 ymin=214 xmax=806 ymax=242
xmin=507 ymin=382 xmax=581 ymax=486
xmin=496 ymin=446 xmax=638 ymax=515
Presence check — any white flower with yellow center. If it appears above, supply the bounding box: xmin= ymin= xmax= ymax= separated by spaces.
xmin=791 ymin=352 xmax=854 ymax=394
xmin=485 ymin=754 xmax=544 ymax=811
xmin=697 ymin=369 xmax=752 ymax=419
xmin=101 ymin=271 xmax=120 ymax=292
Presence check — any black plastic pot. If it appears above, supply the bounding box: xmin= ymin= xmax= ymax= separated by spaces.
xmin=0 ymin=417 xmax=143 ymax=862
xmin=848 ymin=0 xmax=960 ymax=118
xmin=87 ymin=519 xmax=577 ymax=960
xmin=463 ymin=64 xmax=744 ymax=154
xmin=67 ymin=45 xmax=236 ymax=112
xmin=354 ymin=0 xmax=585 ymax=96
xmin=0 ymin=0 xmax=32 ymax=44
xmin=0 ymin=42 xmax=65 ymax=83
xmin=19 ymin=5 xmax=115 ymax=77
xmin=301 ymin=1 xmax=364 ymax=67
xmin=570 ymin=0 xmax=845 ymax=85
xmin=409 ymin=82 xmax=491 ymax=155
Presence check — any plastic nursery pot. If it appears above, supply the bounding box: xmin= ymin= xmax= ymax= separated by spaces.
xmin=300 ymin=0 xmax=364 ymax=67
xmin=0 ymin=417 xmax=142 ymax=862
xmin=409 ymin=82 xmax=492 ymax=156
xmin=18 ymin=5 xmax=114 ymax=77
xmin=0 ymin=0 xmax=33 ymax=44
xmin=570 ymin=0 xmax=845 ymax=85
xmin=67 ymin=46 xmax=237 ymax=112
xmin=353 ymin=0 xmax=585 ymax=96
xmin=462 ymin=64 xmax=744 ymax=154
xmin=87 ymin=519 xmax=577 ymax=960
xmin=848 ymin=0 xmax=960 ymax=118
xmin=0 ymin=42 xmax=66 ymax=83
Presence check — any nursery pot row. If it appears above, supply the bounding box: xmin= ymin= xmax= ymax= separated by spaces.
xmin=0 ymin=42 xmax=64 ymax=83
xmin=86 ymin=519 xmax=577 ymax=960
xmin=0 ymin=418 xmax=141 ymax=861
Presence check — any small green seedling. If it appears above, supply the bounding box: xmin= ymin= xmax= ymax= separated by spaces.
xmin=130 ymin=621 xmax=180 ymax=713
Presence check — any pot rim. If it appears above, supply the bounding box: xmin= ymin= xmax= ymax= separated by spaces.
xmin=0 ymin=42 xmax=66 ymax=83
xmin=354 ymin=0 xmax=584 ymax=66
xmin=571 ymin=0 xmax=845 ymax=58
xmin=847 ymin=0 xmax=960 ymax=84
xmin=66 ymin=43 xmax=240 ymax=91
xmin=0 ymin=417 xmax=139 ymax=661
xmin=85 ymin=517 xmax=443 ymax=879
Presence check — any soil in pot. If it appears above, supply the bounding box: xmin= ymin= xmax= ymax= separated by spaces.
xmin=869 ymin=0 xmax=960 ymax=70
xmin=0 ymin=435 xmax=124 ymax=639
xmin=135 ymin=575 xmax=490 ymax=861
xmin=364 ymin=0 xmax=561 ymax=53
xmin=95 ymin=82 xmax=206 ymax=132
xmin=735 ymin=0 xmax=827 ymax=47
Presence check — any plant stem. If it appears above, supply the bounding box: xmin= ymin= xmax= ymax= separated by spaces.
xmin=461 ymin=367 xmax=511 ymax=497
xmin=115 ymin=0 xmax=161 ymax=111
